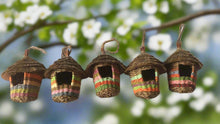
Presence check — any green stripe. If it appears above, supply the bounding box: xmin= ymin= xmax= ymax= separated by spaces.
xmin=133 ymin=84 xmax=159 ymax=90
xmin=96 ymin=84 xmax=120 ymax=92
xmin=51 ymin=76 xmax=56 ymax=82
xmin=131 ymin=74 xmax=142 ymax=81
xmin=170 ymin=76 xmax=195 ymax=81
xmin=95 ymin=78 xmax=119 ymax=84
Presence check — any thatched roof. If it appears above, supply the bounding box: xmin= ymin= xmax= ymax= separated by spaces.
xmin=85 ymin=54 xmax=126 ymax=77
xmin=164 ymin=48 xmax=203 ymax=70
xmin=125 ymin=53 xmax=166 ymax=74
xmin=2 ymin=56 xmax=46 ymax=80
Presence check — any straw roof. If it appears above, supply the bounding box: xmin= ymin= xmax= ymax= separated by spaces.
xmin=2 ymin=56 xmax=46 ymax=80
xmin=45 ymin=56 xmax=86 ymax=79
xmin=85 ymin=54 xmax=126 ymax=77
xmin=164 ymin=48 xmax=203 ymax=70
xmin=125 ymin=53 xmax=166 ymax=74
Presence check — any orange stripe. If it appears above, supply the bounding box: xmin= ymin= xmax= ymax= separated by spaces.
xmin=133 ymin=88 xmax=159 ymax=93
xmin=169 ymin=74 xmax=179 ymax=78
xmin=95 ymin=81 xmax=119 ymax=88
xmin=131 ymin=78 xmax=143 ymax=83
xmin=24 ymin=73 xmax=42 ymax=80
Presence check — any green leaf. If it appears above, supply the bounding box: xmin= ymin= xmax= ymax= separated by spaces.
xmin=38 ymin=27 xmax=51 ymax=42
xmin=77 ymin=52 xmax=88 ymax=65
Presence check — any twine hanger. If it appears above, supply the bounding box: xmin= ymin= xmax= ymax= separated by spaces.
xmin=140 ymin=30 xmax=146 ymax=53
xmin=101 ymin=38 xmax=120 ymax=55
xmin=62 ymin=45 xmax=72 ymax=58
xmin=177 ymin=24 xmax=185 ymax=49
xmin=24 ymin=46 xmax=46 ymax=57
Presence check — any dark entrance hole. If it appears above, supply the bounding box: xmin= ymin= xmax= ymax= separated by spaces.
xmin=179 ymin=64 xmax=192 ymax=77
xmin=141 ymin=69 xmax=155 ymax=81
xmin=98 ymin=66 xmax=112 ymax=78
xmin=56 ymin=72 xmax=72 ymax=85
xmin=11 ymin=73 xmax=24 ymax=86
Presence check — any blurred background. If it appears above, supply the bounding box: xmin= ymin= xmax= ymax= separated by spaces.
xmin=0 ymin=0 xmax=220 ymax=124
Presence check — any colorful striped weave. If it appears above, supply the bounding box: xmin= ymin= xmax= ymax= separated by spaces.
xmin=9 ymin=73 xmax=42 ymax=103
xmin=168 ymin=68 xmax=196 ymax=92
xmin=51 ymin=73 xmax=81 ymax=103
xmin=93 ymin=66 xmax=120 ymax=97
xmin=131 ymin=71 xmax=159 ymax=99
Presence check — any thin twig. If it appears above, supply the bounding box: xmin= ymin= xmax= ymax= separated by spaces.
xmin=143 ymin=9 xmax=220 ymax=32
xmin=37 ymin=42 xmax=79 ymax=49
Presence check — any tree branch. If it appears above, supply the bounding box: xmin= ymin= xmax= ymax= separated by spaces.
xmin=143 ymin=9 xmax=220 ymax=32
xmin=37 ymin=42 xmax=79 ymax=49
xmin=0 ymin=12 xmax=113 ymax=53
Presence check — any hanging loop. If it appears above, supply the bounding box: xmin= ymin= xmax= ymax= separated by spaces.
xmin=61 ymin=46 xmax=72 ymax=58
xmin=24 ymin=46 xmax=46 ymax=57
xmin=140 ymin=30 xmax=146 ymax=53
xmin=101 ymin=38 xmax=119 ymax=54
xmin=177 ymin=24 xmax=185 ymax=48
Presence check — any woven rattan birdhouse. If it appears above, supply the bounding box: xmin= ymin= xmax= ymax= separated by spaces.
xmin=44 ymin=46 xmax=86 ymax=103
xmin=1 ymin=47 xmax=46 ymax=103
xmin=85 ymin=38 xmax=126 ymax=98
xmin=125 ymin=52 xmax=166 ymax=99
xmin=164 ymin=24 xmax=203 ymax=93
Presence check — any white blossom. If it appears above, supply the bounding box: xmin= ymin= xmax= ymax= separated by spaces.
xmin=150 ymin=94 xmax=162 ymax=104
xmin=0 ymin=101 xmax=14 ymax=118
xmin=160 ymin=1 xmax=169 ymax=14
xmin=63 ymin=22 xmax=79 ymax=45
xmin=95 ymin=114 xmax=119 ymax=124
xmin=183 ymin=0 xmax=198 ymax=4
xmin=38 ymin=5 xmax=53 ymax=20
xmin=82 ymin=19 xmax=101 ymax=39
xmin=212 ymin=31 xmax=220 ymax=44
xmin=92 ymin=94 xmax=118 ymax=107
xmin=21 ymin=0 xmax=39 ymax=4
xmin=14 ymin=111 xmax=27 ymax=124
xmin=203 ymin=76 xmax=214 ymax=87
xmin=74 ymin=6 xmax=88 ymax=19
xmin=147 ymin=15 xmax=161 ymax=27
xmin=148 ymin=106 xmax=182 ymax=123
xmin=14 ymin=12 xmax=26 ymax=27
xmin=116 ymin=0 xmax=130 ymax=10
xmin=143 ymin=0 xmax=157 ymax=14
xmin=28 ymin=99 xmax=44 ymax=112
xmin=0 ymin=22 xmax=7 ymax=32
xmin=215 ymin=103 xmax=220 ymax=113
xmin=96 ymin=32 xmax=112 ymax=48
xmin=131 ymin=99 xmax=146 ymax=117
xmin=192 ymin=0 xmax=204 ymax=10
xmin=184 ymin=31 xmax=209 ymax=53
xmin=117 ymin=19 xmax=134 ymax=36
xmin=148 ymin=33 xmax=172 ymax=52
xmin=100 ymin=0 xmax=112 ymax=15
xmin=191 ymin=87 xmax=204 ymax=98
xmin=190 ymin=92 xmax=216 ymax=112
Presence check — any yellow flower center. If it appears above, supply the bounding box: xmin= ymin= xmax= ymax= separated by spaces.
xmin=70 ymin=33 xmax=75 ymax=38
xmin=158 ymin=40 xmax=163 ymax=48
xmin=87 ymin=24 xmax=92 ymax=29
xmin=40 ymin=12 xmax=45 ymax=17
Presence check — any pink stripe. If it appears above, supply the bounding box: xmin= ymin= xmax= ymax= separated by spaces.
xmin=11 ymin=93 xmax=37 ymax=97
xmin=52 ymin=88 xmax=80 ymax=95
xmin=169 ymin=80 xmax=195 ymax=85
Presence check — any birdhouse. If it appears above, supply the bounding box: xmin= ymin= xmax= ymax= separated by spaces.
xmin=44 ymin=46 xmax=86 ymax=103
xmin=1 ymin=46 xmax=46 ymax=103
xmin=125 ymin=34 xmax=166 ymax=99
xmin=85 ymin=38 xmax=126 ymax=98
xmin=164 ymin=24 xmax=203 ymax=93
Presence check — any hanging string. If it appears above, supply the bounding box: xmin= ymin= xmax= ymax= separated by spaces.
xmin=140 ymin=30 xmax=146 ymax=53
xmin=101 ymin=38 xmax=119 ymax=55
xmin=24 ymin=46 xmax=46 ymax=57
xmin=61 ymin=45 xmax=72 ymax=58
xmin=177 ymin=24 xmax=185 ymax=48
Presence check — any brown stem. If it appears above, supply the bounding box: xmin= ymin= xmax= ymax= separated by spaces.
xmin=143 ymin=9 xmax=220 ymax=32
xmin=101 ymin=38 xmax=119 ymax=54
xmin=37 ymin=42 xmax=79 ymax=49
